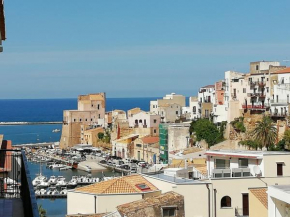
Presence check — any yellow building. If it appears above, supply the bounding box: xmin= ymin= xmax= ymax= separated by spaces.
xmin=83 ymin=127 xmax=104 ymax=146
xmin=249 ymin=187 xmax=268 ymax=217
xmin=133 ymin=136 xmax=159 ymax=163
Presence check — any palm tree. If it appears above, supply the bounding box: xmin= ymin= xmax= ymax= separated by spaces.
xmin=252 ymin=116 xmax=277 ymax=150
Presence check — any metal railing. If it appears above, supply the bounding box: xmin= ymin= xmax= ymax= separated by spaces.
xmin=0 ymin=149 xmax=39 ymax=217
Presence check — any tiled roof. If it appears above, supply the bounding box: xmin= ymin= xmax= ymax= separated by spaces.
xmin=0 ymin=140 xmax=12 ymax=172
xmin=141 ymin=136 xmax=159 ymax=144
xmin=193 ymin=164 xmax=207 ymax=176
xmin=75 ymin=174 xmax=159 ymax=195
xmin=0 ymin=0 xmax=5 ymax=41
xmin=250 ymin=188 xmax=268 ymax=208
xmin=273 ymin=67 xmax=290 ymax=74
xmin=117 ymin=191 xmax=183 ymax=216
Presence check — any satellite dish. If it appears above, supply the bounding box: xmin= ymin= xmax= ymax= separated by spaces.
xmin=253 ymin=166 xmax=261 ymax=176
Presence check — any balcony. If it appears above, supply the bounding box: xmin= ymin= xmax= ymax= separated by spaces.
xmin=212 ymin=167 xmax=251 ymax=178
xmin=242 ymin=105 xmax=268 ymax=110
xmin=0 ymin=149 xmax=39 ymax=217
xmin=270 ymin=112 xmax=287 ymax=118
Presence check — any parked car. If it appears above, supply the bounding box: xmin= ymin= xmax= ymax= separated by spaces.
xmin=99 ymin=160 xmax=107 ymax=164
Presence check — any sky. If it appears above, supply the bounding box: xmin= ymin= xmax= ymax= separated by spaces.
xmin=0 ymin=0 xmax=290 ymax=99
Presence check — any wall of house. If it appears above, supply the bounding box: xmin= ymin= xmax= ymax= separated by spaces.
xmin=97 ymin=194 xmax=142 ymax=213
xmin=67 ymin=191 xmax=96 ymax=215
xmin=263 ymin=155 xmax=290 ymax=177
xmin=201 ymin=102 xmax=213 ymax=118
xmin=249 ymin=190 xmax=267 ymax=217
xmin=167 ymin=125 xmax=190 ymax=152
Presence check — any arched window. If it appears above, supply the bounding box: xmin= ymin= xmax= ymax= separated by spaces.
xmin=221 ymin=196 xmax=231 ymax=208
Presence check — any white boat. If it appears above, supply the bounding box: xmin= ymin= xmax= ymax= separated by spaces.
xmin=50 ymin=163 xmax=65 ymax=169
xmin=60 ymin=187 xmax=67 ymax=195
xmin=38 ymin=180 xmax=50 ymax=188
xmin=35 ymin=189 xmax=46 ymax=195
xmin=56 ymin=179 xmax=67 ymax=187
xmin=67 ymin=179 xmax=77 ymax=187
xmin=47 ymin=187 xmax=59 ymax=195
xmin=48 ymin=176 xmax=57 ymax=185
xmin=52 ymin=129 xmax=61 ymax=133
xmin=84 ymin=165 xmax=92 ymax=173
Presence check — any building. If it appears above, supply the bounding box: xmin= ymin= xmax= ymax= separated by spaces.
xmin=83 ymin=127 xmax=104 ymax=146
xmin=158 ymin=103 xmax=181 ymax=123
xmin=268 ymin=185 xmax=290 ymax=217
xmin=111 ymin=134 xmax=139 ymax=158
xmin=127 ymin=107 xmax=142 ymax=118
xmin=132 ymin=136 xmax=159 ymax=163
xmin=60 ymin=93 xmax=106 ymax=149
xmin=0 ymin=0 xmax=5 ymax=52
xmin=128 ymin=111 xmax=160 ymax=136
xmin=67 ymin=174 xmax=160 ymax=215
xmin=249 ymin=187 xmax=268 ymax=217
xmin=189 ymin=96 xmax=200 ymax=120
xmin=159 ymin=124 xmax=169 ymax=163
xmin=167 ymin=123 xmax=190 ymax=153
xmin=198 ymin=85 xmax=214 ymax=119
xmin=114 ymin=191 xmax=185 ymax=217
xmin=142 ymin=149 xmax=290 ymax=217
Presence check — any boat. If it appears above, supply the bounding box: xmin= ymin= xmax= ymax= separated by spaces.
xmin=50 ymin=163 xmax=65 ymax=169
xmin=48 ymin=176 xmax=57 ymax=185
xmin=67 ymin=178 xmax=78 ymax=188
xmin=56 ymin=179 xmax=67 ymax=187
xmin=47 ymin=187 xmax=59 ymax=195
xmin=38 ymin=180 xmax=50 ymax=188
xmin=35 ymin=189 xmax=46 ymax=195
xmin=52 ymin=129 xmax=61 ymax=133
xmin=84 ymin=165 xmax=92 ymax=173
xmin=60 ymin=187 xmax=67 ymax=195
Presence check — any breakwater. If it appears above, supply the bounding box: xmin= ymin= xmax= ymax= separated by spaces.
xmin=0 ymin=122 xmax=62 ymax=125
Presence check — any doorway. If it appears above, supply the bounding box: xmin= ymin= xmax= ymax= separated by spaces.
xmin=242 ymin=193 xmax=249 ymax=216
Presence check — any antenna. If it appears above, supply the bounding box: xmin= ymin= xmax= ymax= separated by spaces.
xmin=253 ymin=166 xmax=261 ymax=176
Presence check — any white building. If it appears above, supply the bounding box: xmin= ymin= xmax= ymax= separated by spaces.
xmin=128 ymin=111 xmax=160 ymax=129
xmin=268 ymin=185 xmax=290 ymax=217
xmin=189 ymin=96 xmax=200 ymax=120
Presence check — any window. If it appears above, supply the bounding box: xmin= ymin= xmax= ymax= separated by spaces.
xmin=98 ymin=114 xmax=100 ymax=118
xmin=215 ymin=159 xmax=230 ymax=169
xmin=193 ymin=106 xmax=196 ymax=113
xmin=136 ymin=183 xmax=151 ymax=191
xmin=154 ymin=119 xmax=157 ymax=123
xmin=136 ymin=144 xmax=142 ymax=148
xmin=139 ymin=119 xmax=142 ymax=123
xmin=256 ymin=65 xmax=259 ymax=70
xmin=277 ymin=163 xmax=283 ymax=176
xmin=276 ymin=95 xmax=279 ymax=103
xmin=162 ymin=207 xmax=176 ymax=217
xmin=85 ymin=119 xmax=87 ymax=122
xmin=267 ymin=78 xmax=269 ymax=81
xmin=79 ymin=119 xmax=82 ymax=122
xmin=267 ymin=87 xmax=269 ymax=93
xmin=73 ymin=119 xmax=76 ymax=122
xmin=239 ymin=158 xmax=248 ymax=168
xmin=243 ymin=88 xmax=246 ymax=93
xmin=176 ymin=111 xmax=178 ymax=115
xmin=221 ymin=196 xmax=231 ymax=208
xmin=97 ymin=104 xmax=100 ymax=110
xmin=154 ymin=129 xmax=157 ymax=133
xmin=91 ymin=104 xmax=93 ymax=107
xmin=91 ymin=118 xmax=93 ymax=121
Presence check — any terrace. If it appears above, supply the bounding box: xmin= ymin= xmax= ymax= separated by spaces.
xmin=0 ymin=149 xmax=39 ymax=217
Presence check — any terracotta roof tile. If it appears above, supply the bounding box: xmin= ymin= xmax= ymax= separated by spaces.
xmin=193 ymin=164 xmax=207 ymax=176
xmin=250 ymin=188 xmax=268 ymax=208
xmin=141 ymin=136 xmax=159 ymax=144
xmin=75 ymin=174 xmax=159 ymax=194
xmin=273 ymin=67 xmax=290 ymax=74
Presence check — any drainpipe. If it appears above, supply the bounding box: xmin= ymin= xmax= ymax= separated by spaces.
xmin=214 ymin=189 xmax=217 ymax=217
xmin=94 ymin=195 xmax=97 ymax=213
xmin=206 ymin=184 xmax=211 ymax=217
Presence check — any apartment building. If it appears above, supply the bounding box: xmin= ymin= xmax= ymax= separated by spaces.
xmin=60 ymin=93 xmax=106 ymax=149
xmin=198 ymin=85 xmax=214 ymax=119
xmin=143 ymin=149 xmax=290 ymax=217
xmin=189 ymin=96 xmax=200 ymax=120
xmin=0 ymin=0 xmax=5 ymax=52
xmin=132 ymin=136 xmax=159 ymax=163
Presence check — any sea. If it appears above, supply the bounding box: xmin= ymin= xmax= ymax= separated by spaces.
xmin=0 ymin=97 xmax=159 ymax=144
xmin=0 ymin=97 xmax=159 ymax=217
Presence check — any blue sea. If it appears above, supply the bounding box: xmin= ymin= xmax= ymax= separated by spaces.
xmin=0 ymin=97 xmax=159 ymax=144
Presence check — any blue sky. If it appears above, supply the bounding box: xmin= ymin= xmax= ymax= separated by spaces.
xmin=1 ymin=0 xmax=290 ymax=99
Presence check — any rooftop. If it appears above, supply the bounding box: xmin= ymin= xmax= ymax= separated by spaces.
xmin=115 ymin=134 xmax=139 ymax=142
xmin=117 ymin=191 xmax=183 ymax=216
xmin=141 ymin=136 xmax=159 ymax=144
xmin=143 ymin=173 xmax=203 ymax=185
xmin=273 ymin=67 xmax=290 ymax=74
xmin=205 ymin=150 xmax=290 ymax=159
xmin=74 ymin=174 xmax=159 ymax=195
xmin=201 ymin=85 xmax=215 ymax=89
xmin=249 ymin=188 xmax=268 ymax=208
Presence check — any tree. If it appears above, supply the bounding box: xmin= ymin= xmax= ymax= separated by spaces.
xmin=239 ymin=140 xmax=261 ymax=150
xmin=190 ymin=119 xmax=223 ymax=147
xmin=283 ymin=129 xmax=290 ymax=148
xmin=38 ymin=204 xmax=47 ymax=217
xmin=251 ymin=116 xmax=277 ymax=150
xmin=98 ymin=132 xmax=104 ymax=140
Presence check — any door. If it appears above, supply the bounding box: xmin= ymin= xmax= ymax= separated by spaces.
xmin=137 ymin=151 xmax=140 ymax=161
xmin=242 ymin=194 xmax=249 ymax=216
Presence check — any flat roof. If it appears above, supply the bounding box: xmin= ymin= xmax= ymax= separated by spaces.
xmin=270 ymin=185 xmax=290 ymax=194
xmin=143 ymin=173 xmax=204 ymax=185
xmin=205 ymin=150 xmax=290 ymax=159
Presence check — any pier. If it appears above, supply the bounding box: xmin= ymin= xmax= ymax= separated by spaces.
xmin=0 ymin=121 xmax=62 ymax=125
xmin=36 ymin=194 xmax=67 ymax=199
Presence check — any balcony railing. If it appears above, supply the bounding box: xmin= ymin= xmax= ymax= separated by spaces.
xmin=0 ymin=149 xmax=40 ymax=217
xmin=212 ymin=167 xmax=252 ymax=178
xmin=242 ymin=105 xmax=268 ymax=110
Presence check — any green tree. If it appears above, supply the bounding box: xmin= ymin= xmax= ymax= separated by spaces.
xmin=239 ymin=140 xmax=261 ymax=150
xmin=98 ymin=132 xmax=104 ymax=140
xmin=283 ymin=129 xmax=290 ymax=148
xmin=191 ymin=119 xmax=223 ymax=147
xmin=38 ymin=204 xmax=47 ymax=217
xmin=251 ymin=116 xmax=277 ymax=150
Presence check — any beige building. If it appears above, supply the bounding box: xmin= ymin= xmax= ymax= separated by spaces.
xmin=159 ymin=103 xmax=181 ymax=123
xmin=83 ymin=127 xmax=104 ymax=146
xmin=60 ymin=93 xmax=106 ymax=149
xmin=168 ymin=123 xmax=190 ymax=153
xmin=142 ymin=150 xmax=290 ymax=217
xmin=111 ymin=134 xmax=139 ymax=158
xmin=249 ymin=187 xmax=268 ymax=217
xmin=127 ymin=107 xmax=142 ymax=118
xmin=133 ymin=136 xmax=159 ymax=163
xmin=0 ymin=1 xmax=5 ymax=52
xmin=67 ymin=174 xmax=160 ymax=215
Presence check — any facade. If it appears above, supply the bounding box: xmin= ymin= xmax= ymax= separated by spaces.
xmin=0 ymin=0 xmax=5 ymax=52
xmin=60 ymin=93 xmax=106 ymax=149
xmin=167 ymin=123 xmax=190 ymax=153
xmin=83 ymin=127 xmax=104 ymax=146
xmin=127 ymin=107 xmax=142 ymax=118
xmin=268 ymin=185 xmax=290 ymax=217
xmin=249 ymin=187 xmax=268 ymax=217
xmin=158 ymin=103 xmax=181 ymax=123
xmin=198 ymin=85 xmax=215 ymax=119
xmin=132 ymin=136 xmax=159 ymax=163
xmin=128 ymin=111 xmax=160 ymax=136
xmin=189 ymin=96 xmax=200 ymax=120
xmin=67 ymin=174 xmax=160 ymax=215
xmin=111 ymin=134 xmax=139 ymax=158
